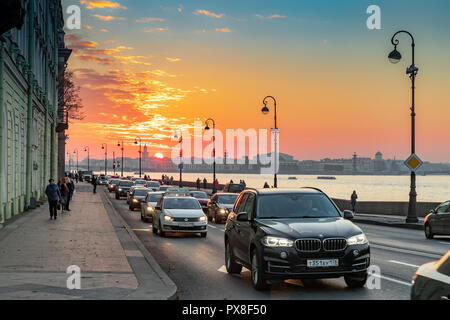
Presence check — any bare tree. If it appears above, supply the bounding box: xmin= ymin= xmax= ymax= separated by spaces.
xmin=60 ymin=70 xmax=85 ymax=121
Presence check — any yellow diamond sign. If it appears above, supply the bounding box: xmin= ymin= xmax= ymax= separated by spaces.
xmin=404 ymin=153 xmax=423 ymax=171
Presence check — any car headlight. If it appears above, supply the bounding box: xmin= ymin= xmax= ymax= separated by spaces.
xmin=118 ymin=188 xmax=122 ymax=191
xmin=164 ymin=215 xmax=173 ymax=222
xmin=219 ymin=208 xmax=228 ymax=214
xmin=347 ymin=233 xmax=368 ymax=245
xmin=199 ymin=216 xmax=207 ymax=222
xmin=147 ymin=206 xmax=154 ymax=212
xmin=133 ymin=199 xmax=138 ymax=202
xmin=262 ymin=236 xmax=293 ymax=247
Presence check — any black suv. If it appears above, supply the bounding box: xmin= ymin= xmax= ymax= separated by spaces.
xmin=224 ymin=188 xmax=370 ymax=290
xmin=115 ymin=180 xmax=134 ymax=199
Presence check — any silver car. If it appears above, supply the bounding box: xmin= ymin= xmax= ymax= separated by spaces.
xmin=141 ymin=191 xmax=164 ymax=222
xmin=152 ymin=196 xmax=208 ymax=237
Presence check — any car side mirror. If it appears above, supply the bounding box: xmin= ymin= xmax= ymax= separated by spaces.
xmin=343 ymin=210 xmax=354 ymax=220
xmin=430 ymin=209 xmax=436 ymax=214
xmin=155 ymin=206 xmax=161 ymax=211
xmin=236 ymin=212 xmax=249 ymax=222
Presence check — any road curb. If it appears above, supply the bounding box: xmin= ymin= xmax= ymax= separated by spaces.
xmin=101 ymin=189 xmax=178 ymax=300
xmin=353 ymin=217 xmax=424 ymax=231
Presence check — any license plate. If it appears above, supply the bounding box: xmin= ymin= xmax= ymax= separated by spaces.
xmin=178 ymin=222 xmax=194 ymax=227
xmin=307 ymin=259 xmax=339 ymax=268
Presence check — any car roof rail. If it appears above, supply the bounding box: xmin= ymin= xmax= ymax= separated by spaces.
xmin=300 ymin=186 xmax=324 ymax=193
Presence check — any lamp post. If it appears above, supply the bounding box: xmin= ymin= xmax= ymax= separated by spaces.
xmin=174 ymin=129 xmax=183 ymax=187
xmin=113 ymin=151 xmax=116 ymax=175
xmin=73 ymin=149 xmax=79 ymax=173
xmin=205 ymin=118 xmax=216 ymax=194
xmin=117 ymin=140 xmax=124 ymax=177
xmin=66 ymin=151 xmax=71 ymax=173
xmin=261 ymin=95 xmax=278 ymax=188
xmin=134 ymin=137 xmax=142 ymax=178
xmin=101 ymin=143 xmax=108 ymax=175
xmin=388 ymin=30 xmax=419 ymax=223
xmin=84 ymin=146 xmax=90 ymax=172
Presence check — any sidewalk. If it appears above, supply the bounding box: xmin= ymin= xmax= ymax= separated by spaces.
xmin=0 ymin=184 xmax=177 ymax=299
xmin=352 ymin=213 xmax=425 ymax=230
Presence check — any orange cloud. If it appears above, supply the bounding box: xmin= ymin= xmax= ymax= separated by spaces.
xmin=254 ymin=14 xmax=286 ymax=19
xmin=216 ymin=28 xmax=232 ymax=33
xmin=81 ymin=1 xmax=127 ymax=10
xmin=91 ymin=14 xmax=125 ymax=21
xmin=166 ymin=57 xmax=181 ymax=62
xmin=74 ymin=54 xmax=115 ymax=65
xmin=144 ymin=27 xmax=168 ymax=33
xmin=194 ymin=9 xmax=225 ymax=18
xmin=136 ymin=17 xmax=165 ymax=23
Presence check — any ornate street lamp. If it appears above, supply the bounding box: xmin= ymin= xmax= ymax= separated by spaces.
xmin=134 ymin=137 xmax=142 ymax=178
xmin=205 ymin=118 xmax=216 ymax=194
xmin=388 ymin=30 xmax=419 ymax=223
xmin=174 ymin=129 xmax=183 ymax=187
xmin=73 ymin=149 xmax=79 ymax=173
xmin=117 ymin=140 xmax=124 ymax=177
xmin=261 ymin=95 xmax=278 ymax=188
xmin=84 ymin=146 xmax=90 ymax=171
xmin=101 ymin=143 xmax=108 ymax=175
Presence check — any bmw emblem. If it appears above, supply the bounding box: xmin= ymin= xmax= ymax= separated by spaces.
xmin=184 ymin=218 xmax=188 ymax=222
xmin=318 ymin=234 xmax=324 ymax=238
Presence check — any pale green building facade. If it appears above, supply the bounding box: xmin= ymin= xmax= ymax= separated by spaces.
xmin=0 ymin=0 xmax=69 ymax=226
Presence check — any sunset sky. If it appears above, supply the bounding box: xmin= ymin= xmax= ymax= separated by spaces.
xmin=63 ymin=0 xmax=450 ymax=163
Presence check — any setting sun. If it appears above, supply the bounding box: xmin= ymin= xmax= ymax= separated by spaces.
xmin=154 ymin=153 xmax=164 ymax=159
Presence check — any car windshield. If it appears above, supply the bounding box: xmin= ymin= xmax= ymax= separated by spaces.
xmin=257 ymin=193 xmax=340 ymax=219
xmin=227 ymin=184 xmax=244 ymax=192
xmin=190 ymin=192 xmax=208 ymax=199
xmin=163 ymin=198 xmax=201 ymax=210
xmin=218 ymin=194 xmax=238 ymax=204
xmin=134 ymin=189 xmax=149 ymax=196
xmin=111 ymin=179 xmax=119 ymax=184
xmin=135 ymin=180 xmax=146 ymax=185
xmin=147 ymin=194 xmax=163 ymax=202
xmin=119 ymin=181 xmax=134 ymax=187
xmin=146 ymin=182 xmax=160 ymax=187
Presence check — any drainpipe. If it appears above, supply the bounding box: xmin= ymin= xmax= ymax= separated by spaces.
xmin=52 ymin=8 xmax=58 ymax=180
xmin=0 ymin=40 xmax=5 ymax=223
xmin=43 ymin=0 xmax=49 ymax=190
xmin=25 ymin=0 xmax=35 ymax=208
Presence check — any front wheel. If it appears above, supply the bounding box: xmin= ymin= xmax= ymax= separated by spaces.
xmin=158 ymin=221 xmax=166 ymax=237
xmin=344 ymin=273 xmax=367 ymax=288
xmin=425 ymin=223 xmax=434 ymax=239
xmin=225 ymin=242 xmax=242 ymax=274
xmin=251 ymin=250 xmax=270 ymax=291
xmin=200 ymin=232 xmax=207 ymax=238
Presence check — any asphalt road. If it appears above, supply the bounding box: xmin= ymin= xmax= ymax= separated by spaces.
xmin=103 ymin=187 xmax=450 ymax=300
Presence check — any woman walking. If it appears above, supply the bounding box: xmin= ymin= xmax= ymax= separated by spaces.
xmin=45 ymin=178 xmax=61 ymax=220
xmin=350 ymin=190 xmax=358 ymax=213
xmin=58 ymin=178 xmax=70 ymax=213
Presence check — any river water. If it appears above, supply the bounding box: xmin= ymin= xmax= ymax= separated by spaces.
xmin=97 ymin=171 xmax=449 ymax=203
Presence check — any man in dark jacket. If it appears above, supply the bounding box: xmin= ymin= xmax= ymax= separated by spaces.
xmin=45 ymin=178 xmax=61 ymax=220
xmin=92 ymin=176 xmax=97 ymax=194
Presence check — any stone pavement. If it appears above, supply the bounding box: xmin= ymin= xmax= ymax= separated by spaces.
xmin=0 ymin=183 xmax=177 ymax=299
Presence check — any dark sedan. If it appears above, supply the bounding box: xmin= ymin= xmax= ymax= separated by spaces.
xmin=207 ymin=192 xmax=238 ymax=223
xmin=129 ymin=188 xmax=150 ymax=211
xmin=224 ymin=188 xmax=370 ymax=290
xmin=424 ymin=200 xmax=450 ymax=239
xmin=115 ymin=180 xmax=134 ymax=199
xmin=411 ymin=251 xmax=450 ymax=300
xmin=189 ymin=191 xmax=210 ymax=212
xmin=108 ymin=179 xmax=120 ymax=193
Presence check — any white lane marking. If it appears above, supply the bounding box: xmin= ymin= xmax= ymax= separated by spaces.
xmin=217 ymin=265 xmax=227 ymax=273
xmin=208 ymin=224 xmax=225 ymax=232
xmin=370 ymin=243 xmax=443 ymax=259
xmin=438 ymin=241 xmax=450 ymax=245
xmin=371 ymin=274 xmax=412 ymax=287
xmin=388 ymin=260 xmax=420 ymax=268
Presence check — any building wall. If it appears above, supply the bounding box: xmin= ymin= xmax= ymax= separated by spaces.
xmin=0 ymin=0 xmax=65 ymax=226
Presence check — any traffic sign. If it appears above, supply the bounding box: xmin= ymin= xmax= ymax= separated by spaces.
xmin=178 ymin=163 xmax=184 ymax=170
xmin=404 ymin=153 xmax=423 ymax=171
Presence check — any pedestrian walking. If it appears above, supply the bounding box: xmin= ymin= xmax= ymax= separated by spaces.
xmin=351 ymin=190 xmax=358 ymax=213
xmin=65 ymin=177 xmax=73 ymax=211
xmin=263 ymin=182 xmax=270 ymax=188
xmin=58 ymin=178 xmax=69 ymax=213
xmin=196 ymin=178 xmax=201 ymax=190
xmin=92 ymin=175 xmax=97 ymax=194
xmin=203 ymin=178 xmax=207 ymax=189
xmin=45 ymin=178 xmax=61 ymax=220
